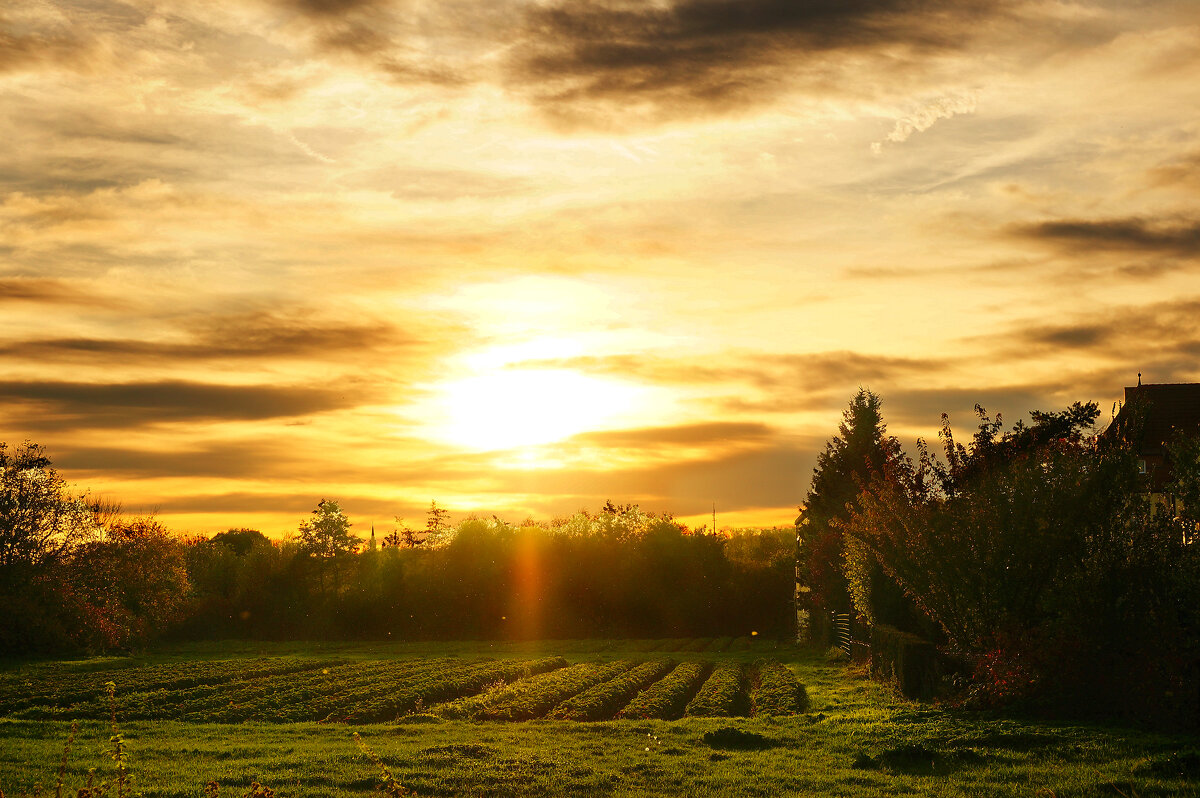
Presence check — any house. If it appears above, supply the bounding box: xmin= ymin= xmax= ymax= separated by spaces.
xmin=1105 ymin=380 xmax=1200 ymax=496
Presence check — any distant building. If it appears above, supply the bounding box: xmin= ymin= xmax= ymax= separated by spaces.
xmin=1105 ymin=381 xmax=1200 ymax=497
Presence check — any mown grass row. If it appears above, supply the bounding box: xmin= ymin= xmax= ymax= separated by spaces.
xmin=549 ymin=660 xmax=676 ymax=721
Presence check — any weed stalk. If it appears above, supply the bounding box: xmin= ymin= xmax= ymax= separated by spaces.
xmin=352 ymin=733 xmax=413 ymax=796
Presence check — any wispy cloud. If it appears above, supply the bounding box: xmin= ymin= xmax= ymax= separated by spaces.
xmin=872 ymin=92 xmax=978 ymax=154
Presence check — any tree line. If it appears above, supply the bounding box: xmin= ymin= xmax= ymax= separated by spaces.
xmin=797 ymin=389 xmax=1200 ymax=727
xmin=0 ymin=445 xmax=793 ymax=654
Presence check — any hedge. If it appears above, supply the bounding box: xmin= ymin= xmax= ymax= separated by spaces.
xmin=870 ymin=624 xmax=940 ymax=700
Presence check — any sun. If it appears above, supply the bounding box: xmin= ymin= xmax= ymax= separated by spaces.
xmin=434 ymin=369 xmax=639 ymax=451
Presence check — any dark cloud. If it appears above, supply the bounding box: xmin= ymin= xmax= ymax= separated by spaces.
xmin=506 ymin=0 xmax=996 ymax=124
xmin=571 ymin=421 xmax=773 ymax=448
xmin=275 ymin=0 xmax=481 ymax=85
xmin=272 ymin=0 xmax=1004 ymax=123
xmin=0 ymin=277 xmax=114 ymax=306
xmin=992 ymin=298 xmax=1200 ymax=358
xmin=0 ymin=379 xmax=363 ymax=428
xmin=55 ymin=442 xmax=297 ymax=480
xmin=282 ymin=0 xmax=384 ymax=16
xmin=0 ymin=312 xmax=410 ymax=364
xmin=1022 ymin=324 xmax=1109 ymax=350
xmin=1011 ymin=217 xmax=1200 ymax=256
xmin=54 ymin=117 xmax=187 ymax=147
xmin=884 ymin=386 xmax=1079 ymax=430
xmin=49 ymin=438 xmax=491 ymax=487
xmin=140 ymin=491 xmax=407 ymax=519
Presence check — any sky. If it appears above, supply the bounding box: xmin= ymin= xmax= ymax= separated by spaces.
xmin=2 ymin=0 xmax=1199 ymax=536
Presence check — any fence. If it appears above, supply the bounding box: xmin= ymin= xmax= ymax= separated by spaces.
xmin=831 ymin=612 xmax=871 ymax=661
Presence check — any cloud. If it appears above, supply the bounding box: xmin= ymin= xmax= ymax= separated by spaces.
xmin=954 ymin=298 xmax=1200 ymax=415
xmin=884 ymin=385 xmax=1079 ymax=429
xmin=281 ymin=0 xmax=385 ymax=16
xmin=502 ymin=441 xmax=814 ymax=517
xmin=570 ymin=421 xmax=773 ymax=448
xmin=523 ymin=350 xmax=943 ymax=393
xmin=987 ymin=297 xmax=1200 ymax=359
xmin=268 ymin=0 xmax=1005 ymax=124
xmin=0 ymin=17 xmax=99 ymax=74
xmin=0 ymin=379 xmax=365 ymax=428
xmin=0 ymin=277 xmax=115 ymax=306
xmin=139 ymin=490 xmax=406 ymax=518
xmin=0 ymin=310 xmax=416 ymax=365
xmin=273 ymin=0 xmax=486 ymax=85
xmin=871 ymin=92 xmax=978 ymax=154
xmin=1011 ymin=217 xmax=1200 ymax=256
xmin=342 ymin=165 xmax=533 ymax=201
xmin=55 ymin=441 xmax=298 ymax=480
xmin=1148 ymin=150 xmax=1200 ymax=190
xmin=506 ymin=0 xmax=997 ymax=124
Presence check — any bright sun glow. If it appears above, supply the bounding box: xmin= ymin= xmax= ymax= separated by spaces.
xmin=435 ymin=369 xmax=640 ymax=452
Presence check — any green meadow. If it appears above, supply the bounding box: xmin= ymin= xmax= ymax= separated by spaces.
xmin=2 ymin=640 xmax=1197 ymax=797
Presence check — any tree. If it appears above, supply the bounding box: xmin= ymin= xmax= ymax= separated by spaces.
xmin=840 ymin=401 xmax=1121 ymax=650
xmin=840 ymin=401 xmax=1200 ymax=722
xmin=297 ymin=500 xmax=361 ymax=594
xmin=425 ymin=501 xmax=450 ymax=541
xmin=0 ymin=441 xmax=98 ymax=585
xmin=1167 ymin=432 xmax=1200 ymax=542
xmin=796 ymin=390 xmax=902 ymax=625
xmin=67 ymin=517 xmax=191 ymax=650
xmin=385 ymin=516 xmax=424 ymax=548
xmin=208 ymin=528 xmax=269 ymax=556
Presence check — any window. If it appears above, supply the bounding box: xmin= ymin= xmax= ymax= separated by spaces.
xmin=1137 ymin=459 xmax=1148 ymax=474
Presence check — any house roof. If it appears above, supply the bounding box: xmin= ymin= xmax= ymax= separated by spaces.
xmin=1118 ymin=382 xmax=1200 ymax=454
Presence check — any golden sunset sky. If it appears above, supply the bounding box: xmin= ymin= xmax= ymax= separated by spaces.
xmin=3 ymin=0 xmax=1199 ymax=535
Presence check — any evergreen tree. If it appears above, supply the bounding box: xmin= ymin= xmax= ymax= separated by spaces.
xmin=797 ymin=389 xmax=902 ymax=623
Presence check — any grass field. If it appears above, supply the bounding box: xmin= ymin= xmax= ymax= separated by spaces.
xmin=1 ymin=639 xmax=1197 ymax=797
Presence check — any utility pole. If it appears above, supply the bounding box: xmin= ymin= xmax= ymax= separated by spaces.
xmin=712 ymin=503 xmax=717 ymax=535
